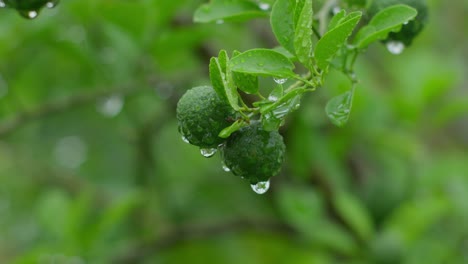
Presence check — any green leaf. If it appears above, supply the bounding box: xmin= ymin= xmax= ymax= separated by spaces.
xmin=332 ymin=191 xmax=374 ymax=241
xmin=272 ymin=45 xmax=296 ymax=60
xmin=314 ymin=11 xmax=362 ymax=70
xmin=218 ymin=49 xmax=229 ymax=73
xmin=354 ymin=4 xmax=418 ymax=49
xmin=268 ymin=83 xmax=284 ymax=101
xmin=325 ymin=89 xmax=354 ymax=127
xmin=218 ymin=119 xmax=246 ymax=138
xmin=230 ymin=49 xmax=295 ymax=77
xmin=277 ymin=186 xmax=357 ymax=255
xmin=270 ymin=0 xmax=296 ymax=54
xmin=194 ymin=0 xmax=268 ymax=23
xmin=293 ymin=0 xmax=313 ymax=69
xmin=328 ymin=9 xmax=346 ymax=31
xmin=209 ymin=55 xmax=241 ymax=110
xmin=293 ymin=0 xmax=306 ymax=27
xmin=209 ymin=57 xmax=229 ymax=102
xmin=260 ymin=87 xmax=304 ymax=131
xmin=232 ymin=50 xmax=259 ymax=94
xmin=260 ymin=87 xmax=306 ymax=114
xmin=277 ymin=186 xmax=325 ymax=233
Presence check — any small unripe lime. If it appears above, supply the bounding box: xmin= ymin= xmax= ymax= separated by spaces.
xmin=176 ymin=86 xmax=236 ymax=148
xmin=221 ymin=124 xmax=286 ymax=184
xmin=368 ymin=0 xmax=428 ymax=45
xmin=5 ymin=0 xmax=51 ymax=10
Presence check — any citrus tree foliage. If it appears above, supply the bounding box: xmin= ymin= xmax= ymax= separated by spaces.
xmin=178 ymin=0 xmax=421 ymax=192
xmin=0 ymin=0 xmax=467 ymax=264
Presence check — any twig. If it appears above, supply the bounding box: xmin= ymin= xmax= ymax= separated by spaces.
xmin=316 ymin=0 xmax=337 ymax=35
xmin=0 ymin=85 xmax=149 ymax=138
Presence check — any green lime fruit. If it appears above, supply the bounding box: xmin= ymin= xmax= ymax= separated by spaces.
xmin=221 ymin=124 xmax=286 ymax=184
xmin=4 ymin=0 xmax=59 ymax=19
xmin=177 ymin=86 xmax=236 ymax=149
xmin=368 ymin=0 xmax=428 ymax=45
xmin=4 ymin=0 xmax=56 ymax=9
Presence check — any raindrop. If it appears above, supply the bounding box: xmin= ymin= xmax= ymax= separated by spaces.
xmin=403 ymin=21 xmax=409 ymax=25
xmin=0 ymin=1 xmax=6 ymax=8
xmin=273 ymin=77 xmax=287 ymax=84
xmin=96 ymin=94 xmax=124 ymax=118
xmin=268 ymin=95 xmax=278 ymax=102
xmin=53 ymin=136 xmax=88 ymax=169
xmin=200 ymin=148 xmax=217 ymax=158
xmin=26 ymin=10 xmax=38 ymax=19
xmin=181 ymin=135 xmax=190 ymax=144
xmin=258 ymin=3 xmax=270 ymax=10
xmin=386 ymin=41 xmax=405 ymax=55
xmin=221 ymin=162 xmax=231 ymax=172
xmin=46 ymin=0 xmax=59 ymax=9
xmin=216 ymin=19 xmax=224 ymax=24
xmin=332 ymin=6 xmax=341 ymax=15
xmin=251 ymin=180 xmax=270 ymax=194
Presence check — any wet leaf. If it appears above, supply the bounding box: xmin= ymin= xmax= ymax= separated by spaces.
xmin=293 ymin=0 xmax=313 ymax=69
xmin=209 ymin=54 xmax=241 ymax=110
xmin=325 ymin=89 xmax=354 ymax=127
xmin=232 ymin=50 xmax=259 ymax=94
xmin=194 ymin=0 xmax=267 ymax=23
xmin=218 ymin=119 xmax=246 ymax=138
xmin=354 ymin=4 xmax=417 ymax=49
xmin=270 ymin=0 xmax=296 ymax=54
xmin=230 ymin=49 xmax=295 ymax=78
xmin=314 ymin=11 xmax=362 ymax=70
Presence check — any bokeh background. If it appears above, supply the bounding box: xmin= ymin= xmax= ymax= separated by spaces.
xmin=0 ymin=0 xmax=467 ymax=263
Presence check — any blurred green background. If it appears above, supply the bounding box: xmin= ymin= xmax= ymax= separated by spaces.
xmin=0 ymin=0 xmax=467 ymax=263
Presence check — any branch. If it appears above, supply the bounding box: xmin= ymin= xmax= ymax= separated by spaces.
xmin=0 ymin=85 xmax=148 ymax=138
xmin=113 ymin=218 xmax=296 ymax=263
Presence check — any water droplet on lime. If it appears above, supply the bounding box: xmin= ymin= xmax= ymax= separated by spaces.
xmin=181 ymin=136 xmax=190 ymax=144
xmin=251 ymin=180 xmax=270 ymax=194
xmin=259 ymin=3 xmax=270 ymax=10
xmin=273 ymin=77 xmax=287 ymax=84
xmin=386 ymin=41 xmax=405 ymax=55
xmin=200 ymin=148 xmax=217 ymax=158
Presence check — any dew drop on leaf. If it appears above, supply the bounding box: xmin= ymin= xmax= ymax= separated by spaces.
xmin=258 ymin=3 xmax=270 ymax=11
xmin=221 ymin=161 xmax=231 ymax=172
xmin=181 ymin=135 xmax=190 ymax=144
xmin=251 ymin=180 xmax=270 ymax=194
xmin=326 ymin=90 xmax=354 ymax=127
xmin=386 ymin=41 xmax=405 ymax=55
xmin=273 ymin=77 xmax=287 ymax=84
xmin=268 ymin=95 xmax=278 ymax=102
xmin=0 ymin=0 xmax=6 ymax=8
xmin=20 ymin=10 xmax=39 ymax=19
xmin=46 ymin=0 xmax=59 ymax=9
xmin=332 ymin=6 xmax=341 ymax=15
xmin=96 ymin=94 xmax=124 ymax=118
xmin=200 ymin=148 xmax=217 ymax=158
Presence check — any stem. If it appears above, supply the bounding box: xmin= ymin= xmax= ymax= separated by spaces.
xmin=316 ymin=0 xmax=338 ymax=35
xmin=312 ymin=26 xmax=322 ymax=39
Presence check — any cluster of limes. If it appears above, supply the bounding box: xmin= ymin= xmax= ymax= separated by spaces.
xmin=0 ymin=0 xmax=59 ymax=19
xmin=176 ymin=86 xmax=286 ymax=185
